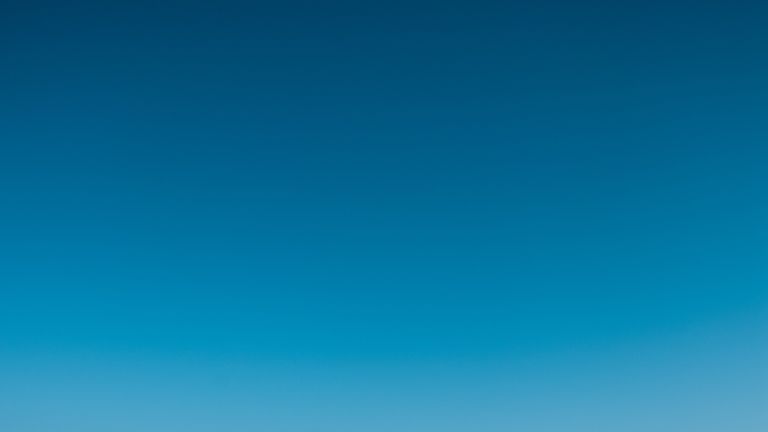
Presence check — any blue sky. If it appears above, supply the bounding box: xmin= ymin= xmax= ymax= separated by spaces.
xmin=1 ymin=1 xmax=767 ymax=430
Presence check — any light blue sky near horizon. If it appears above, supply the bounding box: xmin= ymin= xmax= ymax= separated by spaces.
xmin=1 ymin=0 xmax=767 ymax=430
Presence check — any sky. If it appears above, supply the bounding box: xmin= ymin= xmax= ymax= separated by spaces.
xmin=1 ymin=1 xmax=767 ymax=431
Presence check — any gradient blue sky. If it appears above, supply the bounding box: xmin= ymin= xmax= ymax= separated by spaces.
xmin=1 ymin=1 xmax=767 ymax=431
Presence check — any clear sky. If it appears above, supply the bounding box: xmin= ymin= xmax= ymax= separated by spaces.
xmin=1 ymin=1 xmax=767 ymax=431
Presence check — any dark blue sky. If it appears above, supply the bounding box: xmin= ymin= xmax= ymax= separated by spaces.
xmin=1 ymin=1 xmax=767 ymax=430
